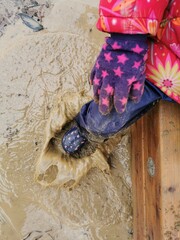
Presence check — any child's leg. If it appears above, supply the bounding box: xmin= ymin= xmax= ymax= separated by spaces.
xmin=76 ymin=80 xmax=173 ymax=139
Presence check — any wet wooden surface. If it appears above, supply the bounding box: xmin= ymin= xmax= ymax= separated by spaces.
xmin=131 ymin=101 xmax=180 ymax=240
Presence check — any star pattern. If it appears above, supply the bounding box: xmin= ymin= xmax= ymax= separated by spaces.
xmin=94 ymin=77 xmax=100 ymax=85
xmin=102 ymin=70 xmax=109 ymax=78
xmin=133 ymin=82 xmax=142 ymax=90
xmin=102 ymin=97 xmax=109 ymax=106
xmin=132 ymin=44 xmax=144 ymax=54
xmin=117 ymin=54 xmax=129 ymax=64
xmin=114 ymin=66 xmax=123 ymax=77
xmin=120 ymin=97 xmax=128 ymax=105
xmin=133 ymin=61 xmax=141 ymax=69
xmin=104 ymin=84 xmax=114 ymax=95
xmin=96 ymin=61 xmax=100 ymax=69
xmin=91 ymin=37 xmax=147 ymax=115
xmin=127 ymin=76 xmax=136 ymax=86
xmin=103 ymin=43 xmax=108 ymax=50
xmin=104 ymin=52 xmax=113 ymax=62
xmin=112 ymin=41 xmax=121 ymax=50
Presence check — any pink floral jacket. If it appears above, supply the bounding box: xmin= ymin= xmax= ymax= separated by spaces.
xmin=97 ymin=0 xmax=180 ymax=103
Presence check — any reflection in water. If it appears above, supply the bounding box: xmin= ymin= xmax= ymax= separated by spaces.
xmin=0 ymin=1 xmax=132 ymax=239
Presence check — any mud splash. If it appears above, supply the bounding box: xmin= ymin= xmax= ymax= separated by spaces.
xmin=0 ymin=0 xmax=133 ymax=239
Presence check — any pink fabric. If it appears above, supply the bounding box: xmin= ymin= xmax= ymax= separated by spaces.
xmin=97 ymin=0 xmax=180 ymax=103
xmin=97 ymin=0 xmax=169 ymax=35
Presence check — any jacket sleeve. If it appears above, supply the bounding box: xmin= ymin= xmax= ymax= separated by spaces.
xmin=97 ymin=0 xmax=169 ymax=36
xmin=75 ymin=81 xmax=171 ymax=139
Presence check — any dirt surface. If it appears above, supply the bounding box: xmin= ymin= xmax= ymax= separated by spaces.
xmin=0 ymin=1 xmax=133 ymax=239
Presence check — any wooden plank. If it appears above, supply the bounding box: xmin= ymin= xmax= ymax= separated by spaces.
xmin=131 ymin=101 xmax=180 ymax=240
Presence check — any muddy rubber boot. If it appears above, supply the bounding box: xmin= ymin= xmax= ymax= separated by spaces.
xmin=60 ymin=122 xmax=107 ymax=159
xmin=62 ymin=127 xmax=87 ymax=154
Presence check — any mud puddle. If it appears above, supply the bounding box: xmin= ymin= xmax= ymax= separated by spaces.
xmin=0 ymin=1 xmax=133 ymax=239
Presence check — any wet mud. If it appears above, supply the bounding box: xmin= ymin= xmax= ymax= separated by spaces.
xmin=0 ymin=0 xmax=133 ymax=239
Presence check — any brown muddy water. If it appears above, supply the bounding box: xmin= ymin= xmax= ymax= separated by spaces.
xmin=0 ymin=0 xmax=133 ymax=239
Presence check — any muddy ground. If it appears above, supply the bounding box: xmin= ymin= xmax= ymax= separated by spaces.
xmin=0 ymin=1 xmax=133 ymax=239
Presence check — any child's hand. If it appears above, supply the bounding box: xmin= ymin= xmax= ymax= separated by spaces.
xmin=90 ymin=34 xmax=148 ymax=115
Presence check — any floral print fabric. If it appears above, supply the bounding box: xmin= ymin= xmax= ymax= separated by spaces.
xmin=97 ymin=0 xmax=180 ymax=103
